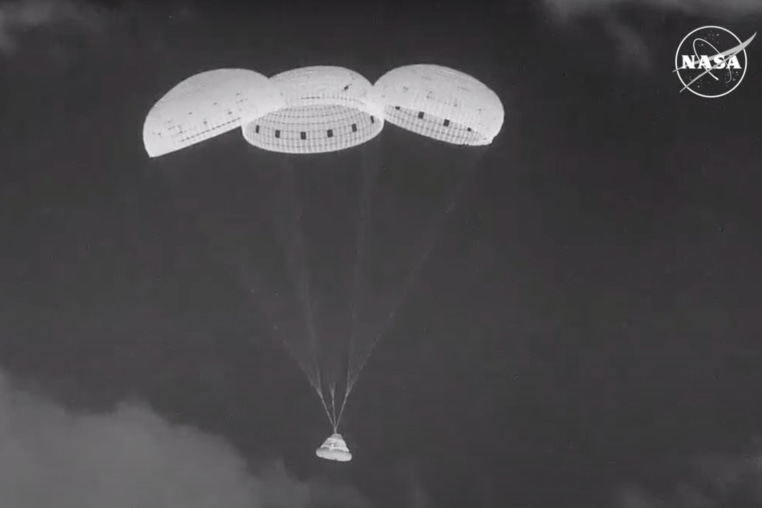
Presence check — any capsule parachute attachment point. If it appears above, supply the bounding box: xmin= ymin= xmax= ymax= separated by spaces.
xmin=315 ymin=433 xmax=352 ymax=462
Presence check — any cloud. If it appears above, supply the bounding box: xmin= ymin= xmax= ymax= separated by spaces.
xmin=401 ymin=463 xmax=431 ymax=508
xmin=0 ymin=0 xmax=103 ymax=55
xmin=539 ymin=0 xmax=762 ymax=21
xmin=616 ymin=486 xmax=671 ymax=508
xmin=0 ymin=371 xmax=369 ymax=508
xmin=536 ymin=0 xmax=762 ymax=73
xmin=0 ymin=0 xmax=200 ymax=60
xmin=614 ymin=443 xmax=762 ymax=508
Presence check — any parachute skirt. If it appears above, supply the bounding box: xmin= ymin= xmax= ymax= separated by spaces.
xmin=315 ymin=433 xmax=352 ymax=462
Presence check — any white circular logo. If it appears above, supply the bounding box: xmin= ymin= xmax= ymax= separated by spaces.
xmin=674 ymin=26 xmax=756 ymax=98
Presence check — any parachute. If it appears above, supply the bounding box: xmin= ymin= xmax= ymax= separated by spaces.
xmin=373 ymin=64 xmax=504 ymax=146
xmin=142 ymin=63 xmax=503 ymax=462
xmin=143 ymin=69 xmax=282 ymax=158
xmin=241 ymin=66 xmax=384 ymax=154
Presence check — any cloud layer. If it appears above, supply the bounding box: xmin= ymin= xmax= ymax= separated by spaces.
xmin=616 ymin=444 xmax=762 ymax=508
xmin=0 ymin=0 xmax=103 ymax=54
xmin=540 ymin=0 xmax=762 ymax=21
xmin=0 ymin=371 xmax=368 ymax=508
xmin=537 ymin=0 xmax=762 ymax=72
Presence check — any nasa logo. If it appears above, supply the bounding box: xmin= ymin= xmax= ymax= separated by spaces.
xmin=674 ymin=26 xmax=756 ymax=98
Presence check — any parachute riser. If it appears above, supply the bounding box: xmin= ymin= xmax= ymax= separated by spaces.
xmin=345 ymin=144 xmax=489 ymax=390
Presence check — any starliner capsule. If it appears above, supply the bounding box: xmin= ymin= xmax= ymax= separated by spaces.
xmin=316 ymin=433 xmax=352 ymax=462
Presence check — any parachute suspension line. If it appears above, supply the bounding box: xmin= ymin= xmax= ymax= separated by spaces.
xmin=329 ymin=387 xmax=339 ymax=433
xmin=317 ymin=388 xmax=336 ymax=430
xmin=335 ymin=386 xmax=351 ymax=429
xmin=252 ymin=305 xmax=320 ymax=393
xmin=347 ymin=146 xmax=378 ymax=367
xmin=161 ymin=171 xmax=323 ymax=393
xmin=346 ymin=149 xmax=486 ymax=391
xmin=267 ymin=159 xmax=322 ymax=393
xmin=235 ymin=260 xmax=322 ymax=395
xmin=338 ymin=143 xmax=379 ymax=427
xmin=286 ymin=161 xmax=323 ymax=393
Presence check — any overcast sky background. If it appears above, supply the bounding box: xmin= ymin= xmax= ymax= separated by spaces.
xmin=1 ymin=0 xmax=762 ymax=507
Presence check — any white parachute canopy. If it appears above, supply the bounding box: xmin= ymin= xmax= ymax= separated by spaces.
xmin=143 ymin=69 xmax=283 ymax=157
xmin=373 ymin=64 xmax=504 ymax=146
xmin=241 ymin=65 xmax=384 ymax=154
xmin=315 ymin=433 xmax=352 ymax=462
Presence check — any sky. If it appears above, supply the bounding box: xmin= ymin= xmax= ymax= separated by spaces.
xmin=1 ymin=0 xmax=762 ymax=507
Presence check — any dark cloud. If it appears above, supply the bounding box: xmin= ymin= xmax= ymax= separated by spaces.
xmin=0 ymin=371 xmax=370 ymax=508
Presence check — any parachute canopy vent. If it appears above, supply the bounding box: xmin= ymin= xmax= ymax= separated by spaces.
xmin=315 ymin=433 xmax=352 ymax=462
